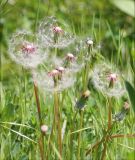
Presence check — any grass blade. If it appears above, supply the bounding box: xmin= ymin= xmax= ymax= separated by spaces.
xmin=125 ymin=81 xmax=135 ymax=112
xmin=0 ymin=124 xmax=37 ymax=144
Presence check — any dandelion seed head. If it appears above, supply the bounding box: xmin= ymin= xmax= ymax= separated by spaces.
xmin=33 ymin=68 xmax=75 ymax=93
xmin=92 ymin=63 xmax=125 ymax=97
xmin=38 ymin=17 xmax=75 ymax=48
xmin=8 ymin=30 xmax=48 ymax=69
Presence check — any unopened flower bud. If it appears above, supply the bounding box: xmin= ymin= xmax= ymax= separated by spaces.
xmin=75 ymin=90 xmax=90 ymax=110
xmin=41 ymin=125 xmax=48 ymax=134
xmin=82 ymin=90 xmax=91 ymax=98
xmin=114 ymin=101 xmax=130 ymax=121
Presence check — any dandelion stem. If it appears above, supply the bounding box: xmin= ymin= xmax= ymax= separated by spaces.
xmin=54 ymin=91 xmax=62 ymax=158
xmin=110 ymin=134 xmax=135 ymax=139
xmin=77 ymin=110 xmax=83 ymax=160
xmin=86 ymin=122 xmax=116 ymax=156
xmin=108 ymin=98 xmax=112 ymax=130
xmin=70 ymin=111 xmax=78 ymax=159
xmin=86 ymin=140 xmax=102 ymax=155
xmin=101 ymin=141 xmax=107 ymax=160
xmin=33 ymin=82 xmax=42 ymax=126
xmin=33 ymin=81 xmax=45 ymax=160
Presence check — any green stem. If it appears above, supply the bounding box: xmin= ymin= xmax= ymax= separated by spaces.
xmin=86 ymin=122 xmax=116 ymax=156
xmin=108 ymin=98 xmax=112 ymax=130
xmin=70 ymin=111 xmax=78 ymax=159
xmin=110 ymin=134 xmax=135 ymax=139
xmin=33 ymin=82 xmax=44 ymax=160
xmin=77 ymin=111 xmax=83 ymax=160
xmin=54 ymin=91 xmax=62 ymax=158
xmin=101 ymin=141 xmax=107 ymax=160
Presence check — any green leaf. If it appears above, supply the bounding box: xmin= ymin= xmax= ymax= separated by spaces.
xmin=110 ymin=0 xmax=135 ymax=17
xmin=125 ymin=81 xmax=135 ymax=112
xmin=0 ymin=124 xmax=37 ymax=144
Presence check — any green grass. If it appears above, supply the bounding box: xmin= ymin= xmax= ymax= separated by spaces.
xmin=0 ymin=0 xmax=135 ymax=160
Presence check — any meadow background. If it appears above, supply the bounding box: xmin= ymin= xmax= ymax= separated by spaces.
xmin=0 ymin=0 xmax=135 ymax=160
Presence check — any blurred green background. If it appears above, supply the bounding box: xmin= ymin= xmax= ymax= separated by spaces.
xmin=0 ymin=0 xmax=135 ymax=83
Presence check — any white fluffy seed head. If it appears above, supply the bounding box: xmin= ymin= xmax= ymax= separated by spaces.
xmin=8 ymin=30 xmax=48 ymax=69
xmin=37 ymin=16 xmax=75 ymax=48
xmin=92 ymin=62 xmax=125 ymax=98
xmin=33 ymin=68 xmax=75 ymax=93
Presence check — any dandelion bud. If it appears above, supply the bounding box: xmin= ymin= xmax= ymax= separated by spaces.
xmin=53 ymin=26 xmax=63 ymax=33
xmin=75 ymin=90 xmax=90 ymax=109
xmin=108 ymin=73 xmax=117 ymax=88
xmin=41 ymin=125 xmax=48 ymax=134
xmin=82 ymin=90 xmax=91 ymax=98
xmin=114 ymin=101 xmax=130 ymax=122
xmin=22 ymin=43 xmax=36 ymax=54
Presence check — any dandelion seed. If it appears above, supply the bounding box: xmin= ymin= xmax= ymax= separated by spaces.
xmin=38 ymin=16 xmax=75 ymax=48
xmin=8 ymin=30 xmax=48 ymax=69
xmin=92 ymin=62 xmax=125 ymax=97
